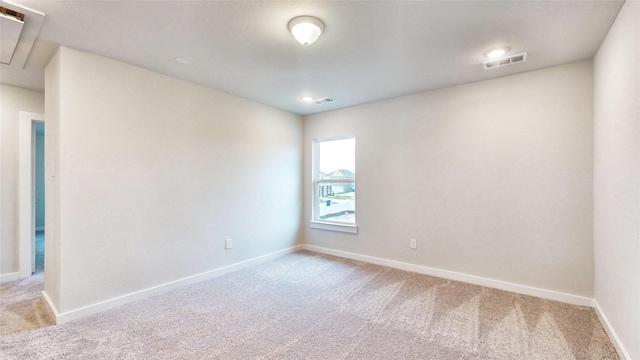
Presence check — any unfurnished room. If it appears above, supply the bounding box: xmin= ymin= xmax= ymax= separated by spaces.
xmin=0 ymin=0 xmax=638 ymax=359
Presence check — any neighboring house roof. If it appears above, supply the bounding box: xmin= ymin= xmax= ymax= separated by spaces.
xmin=323 ymin=169 xmax=355 ymax=178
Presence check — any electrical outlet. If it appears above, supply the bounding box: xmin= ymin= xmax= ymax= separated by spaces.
xmin=225 ymin=239 xmax=232 ymax=250
xmin=410 ymin=238 xmax=417 ymax=249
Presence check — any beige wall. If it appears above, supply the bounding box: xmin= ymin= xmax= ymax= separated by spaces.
xmin=44 ymin=50 xmax=61 ymax=306
xmin=304 ymin=61 xmax=595 ymax=297
xmin=0 ymin=84 xmax=44 ymax=276
xmin=45 ymin=47 xmax=302 ymax=314
xmin=593 ymin=2 xmax=640 ymax=359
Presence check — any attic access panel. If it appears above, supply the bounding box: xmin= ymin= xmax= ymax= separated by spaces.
xmin=1 ymin=6 xmax=24 ymax=65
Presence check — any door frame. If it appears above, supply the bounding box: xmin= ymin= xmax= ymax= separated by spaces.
xmin=19 ymin=111 xmax=45 ymax=278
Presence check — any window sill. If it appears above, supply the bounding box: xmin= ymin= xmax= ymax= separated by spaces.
xmin=309 ymin=221 xmax=358 ymax=234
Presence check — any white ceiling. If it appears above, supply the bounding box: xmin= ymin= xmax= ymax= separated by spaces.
xmin=1 ymin=0 xmax=624 ymax=115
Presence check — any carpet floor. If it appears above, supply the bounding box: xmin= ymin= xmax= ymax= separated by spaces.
xmin=0 ymin=273 xmax=54 ymax=337
xmin=0 ymin=251 xmax=618 ymax=359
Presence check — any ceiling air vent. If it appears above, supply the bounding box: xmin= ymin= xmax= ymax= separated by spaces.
xmin=314 ymin=97 xmax=335 ymax=105
xmin=483 ymin=52 xmax=527 ymax=70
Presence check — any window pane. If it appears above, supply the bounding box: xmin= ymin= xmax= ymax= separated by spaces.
xmin=318 ymin=138 xmax=355 ymax=176
xmin=315 ymin=137 xmax=355 ymax=224
xmin=317 ymin=182 xmax=355 ymax=223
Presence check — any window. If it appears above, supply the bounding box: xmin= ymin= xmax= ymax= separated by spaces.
xmin=311 ymin=136 xmax=357 ymax=233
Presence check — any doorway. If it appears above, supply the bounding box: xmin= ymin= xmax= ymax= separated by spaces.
xmin=34 ymin=122 xmax=45 ymax=273
xmin=18 ymin=111 xmax=45 ymax=278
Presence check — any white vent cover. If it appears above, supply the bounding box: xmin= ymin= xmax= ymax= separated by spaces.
xmin=483 ymin=52 xmax=527 ymax=70
xmin=313 ymin=97 xmax=335 ymax=105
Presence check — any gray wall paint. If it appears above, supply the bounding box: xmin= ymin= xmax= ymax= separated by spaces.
xmin=0 ymin=85 xmax=45 ymax=275
xmin=35 ymin=124 xmax=45 ymax=230
xmin=45 ymin=47 xmax=302 ymax=314
xmin=304 ymin=61 xmax=595 ymax=297
xmin=593 ymin=2 xmax=640 ymax=359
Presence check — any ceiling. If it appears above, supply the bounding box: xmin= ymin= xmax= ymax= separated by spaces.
xmin=1 ymin=0 xmax=624 ymax=115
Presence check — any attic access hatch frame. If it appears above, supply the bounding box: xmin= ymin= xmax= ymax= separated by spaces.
xmin=0 ymin=0 xmax=45 ymax=70
xmin=0 ymin=6 xmax=25 ymax=65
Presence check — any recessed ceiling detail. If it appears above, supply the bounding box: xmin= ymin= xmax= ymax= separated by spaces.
xmin=483 ymin=53 xmax=528 ymax=70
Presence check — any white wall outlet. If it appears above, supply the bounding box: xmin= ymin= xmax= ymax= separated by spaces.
xmin=410 ymin=238 xmax=417 ymax=249
xmin=225 ymin=239 xmax=232 ymax=250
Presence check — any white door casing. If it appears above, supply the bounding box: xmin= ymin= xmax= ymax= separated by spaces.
xmin=19 ymin=111 xmax=45 ymax=278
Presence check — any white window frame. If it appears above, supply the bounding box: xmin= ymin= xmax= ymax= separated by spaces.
xmin=310 ymin=135 xmax=357 ymax=233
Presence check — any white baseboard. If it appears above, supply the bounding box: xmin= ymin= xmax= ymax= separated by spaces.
xmin=41 ymin=290 xmax=60 ymax=320
xmin=0 ymin=272 xmax=20 ymax=283
xmin=593 ymin=300 xmax=631 ymax=360
xmin=46 ymin=245 xmax=303 ymax=324
xmin=303 ymin=245 xmax=593 ymax=307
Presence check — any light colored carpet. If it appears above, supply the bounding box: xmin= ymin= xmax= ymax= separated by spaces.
xmin=0 ymin=251 xmax=618 ymax=359
xmin=0 ymin=273 xmax=54 ymax=336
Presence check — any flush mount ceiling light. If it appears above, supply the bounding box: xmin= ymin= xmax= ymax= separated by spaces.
xmin=302 ymin=96 xmax=315 ymax=103
xmin=288 ymin=16 xmax=324 ymax=45
xmin=485 ymin=47 xmax=510 ymax=59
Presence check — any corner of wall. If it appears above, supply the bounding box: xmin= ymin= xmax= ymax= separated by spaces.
xmin=593 ymin=299 xmax=632 ymax=360
xmin=43 ymin=46 xmax=62 ymax=311
xmin=592 ymin=2 xmax=640 ymax=359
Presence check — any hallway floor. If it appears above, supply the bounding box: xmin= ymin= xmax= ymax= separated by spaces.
xmin=0 ymin=274 xmax=54 ymax=336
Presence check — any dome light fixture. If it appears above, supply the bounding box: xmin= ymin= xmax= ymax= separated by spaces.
xmin=302 ymin=96 xmax=315 ymax=103
xmin=288 ymin=16 xmax=324 ymax=45
xmin=485 ymin=47 xmax=510 ymax=59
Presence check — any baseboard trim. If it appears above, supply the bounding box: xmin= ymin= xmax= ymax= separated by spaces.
xmin=41 ymin=290 xmax=60 ymax=320
xmin=51 ymin=245 xmax=303 ymax=324
xmin=593 ymin=300 xmax=631 ymax=360
xmin=0 ymin=272 xmax=20 ymax=283
xmin=303 ymin=245 xmax=593 ymax=307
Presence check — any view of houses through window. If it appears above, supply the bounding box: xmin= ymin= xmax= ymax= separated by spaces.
xmin=314 ymin=136 xmax=355 ymax=224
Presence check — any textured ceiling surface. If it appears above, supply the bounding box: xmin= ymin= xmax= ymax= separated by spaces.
xmin=1 ymin=0 xmax=625 ymax=115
